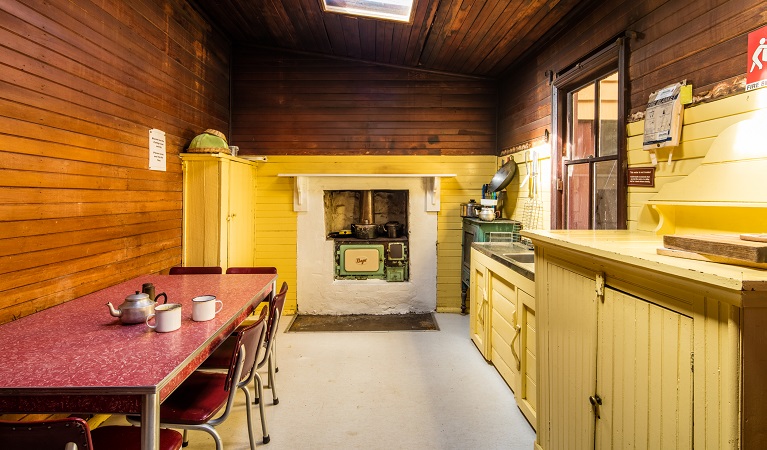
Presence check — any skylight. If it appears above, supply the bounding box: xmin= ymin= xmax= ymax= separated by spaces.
xmin=323 ymin=0 xmax=414 ymax=23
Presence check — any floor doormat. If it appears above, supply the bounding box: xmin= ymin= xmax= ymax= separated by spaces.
xmin=286 ymin=313 xmax=439 ymax=332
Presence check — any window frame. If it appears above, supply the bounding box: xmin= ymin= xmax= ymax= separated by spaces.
xmin=551 ymin=36 xmax=628 ymax=230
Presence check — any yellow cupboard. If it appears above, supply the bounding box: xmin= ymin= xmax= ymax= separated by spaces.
xmin=181 ymin=153 xmax=257 ymax=271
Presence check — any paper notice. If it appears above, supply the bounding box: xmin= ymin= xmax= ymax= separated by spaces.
xmin=149 ymin=129 xmax=166 ymax=171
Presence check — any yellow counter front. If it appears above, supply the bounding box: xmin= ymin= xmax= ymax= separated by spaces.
xmin=524 ymin=229 xmax=767 ymax=450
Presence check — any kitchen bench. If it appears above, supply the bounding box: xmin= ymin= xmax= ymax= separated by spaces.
xmin=525 ymin=229 xmax=767 ymax=450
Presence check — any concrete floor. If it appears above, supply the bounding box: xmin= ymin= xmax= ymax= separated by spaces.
xmin=104 ymin=313 xmax=536 ymax=449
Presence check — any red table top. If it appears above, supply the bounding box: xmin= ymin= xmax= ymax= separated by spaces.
xmin=0 ymin=273 xmax=275 ymax=414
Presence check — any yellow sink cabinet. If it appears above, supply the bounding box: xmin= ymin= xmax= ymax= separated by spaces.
xmin=181 ymin=153 xmax=256 ymax=271
xmin=525 ymin=230 xmax=766 ymax=450
xmin=470 ymin=246 xmax=537 ymax=429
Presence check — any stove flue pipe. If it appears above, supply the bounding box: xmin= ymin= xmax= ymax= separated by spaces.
xmin=361 ymin=190 xmax=374 ymax=224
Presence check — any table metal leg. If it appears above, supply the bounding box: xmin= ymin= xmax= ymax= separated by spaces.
xmin=141 ymin=392 xmax=160 ymax=450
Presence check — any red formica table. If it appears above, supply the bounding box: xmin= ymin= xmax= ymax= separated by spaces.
xmin=0 ymin=273 xmax=276 ymax=450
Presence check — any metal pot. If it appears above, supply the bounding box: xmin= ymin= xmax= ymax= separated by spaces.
xmin=384 ymin=221 xmax=402 ymax=238
xmin=351 ymin=223 xmax=378 ymax=239
xmin=460 ymin=200 xmax=481 ymax=218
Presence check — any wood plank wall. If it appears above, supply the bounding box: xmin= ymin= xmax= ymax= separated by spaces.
xmin=231 ymin=46 xmax=497 ymax=156
xmin=497 ymin=0 xmax=767 ymax=150
xmin=0 ymin=0 xmax=230 ymax=324
xmin=230 ymin=47 xmax=498 ymax=312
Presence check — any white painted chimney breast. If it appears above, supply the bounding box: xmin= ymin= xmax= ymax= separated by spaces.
xmin=296 ymin=176 xmax=437 ymax=315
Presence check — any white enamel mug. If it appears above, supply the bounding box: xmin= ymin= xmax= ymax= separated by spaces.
xmin=192 ymin=295 xmax=223 ymax=322
xmin=146 ymin=303 xmax=182 ymax=332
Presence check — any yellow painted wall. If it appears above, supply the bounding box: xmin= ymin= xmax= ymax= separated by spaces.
xmin=628 ymin=89 xmax=767 ymax=232
xmin=498 ymin=144 xmax=552 ymax=231
xmin=251 ymin=155 xmax=499 ymax=314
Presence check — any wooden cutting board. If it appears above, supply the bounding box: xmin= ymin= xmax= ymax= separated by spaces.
xmin=663 ymin=234 xmax=767 ymax=263
xmin=657 ymin=247 xmax=767 ymax=269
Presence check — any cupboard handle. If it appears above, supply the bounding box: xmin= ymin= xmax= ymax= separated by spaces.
xmin=589 ymin=395 xmax=603 ymax=419
xmin=510 ymin=324 xmax=521 ymax=370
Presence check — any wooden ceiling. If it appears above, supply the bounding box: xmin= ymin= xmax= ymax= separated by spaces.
xmin=193 ymin=0 xmax=592 ymax=78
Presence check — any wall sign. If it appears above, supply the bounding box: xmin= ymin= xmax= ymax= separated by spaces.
xmin=148 ymin=128 xmax=166 ymax=171
xmin=747 ymin=25 xmax=767 ymax=91
xmin=627 ymin=167 xmax=655 ymax=187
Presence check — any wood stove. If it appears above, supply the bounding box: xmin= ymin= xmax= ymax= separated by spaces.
xmin=328 ymin=189 xmax=409 ymax=282
xmin=335 ymin=237 xmax=409 ymax=281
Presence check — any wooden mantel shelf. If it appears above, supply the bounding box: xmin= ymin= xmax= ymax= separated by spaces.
xmin=277 ymin=173 xmax=456 ymax=177
xmin=277 ymin=173 xmax=456 ymax=212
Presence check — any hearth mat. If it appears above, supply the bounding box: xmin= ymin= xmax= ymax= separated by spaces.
xmin=286 ymin=313 xmax=439 ymax=332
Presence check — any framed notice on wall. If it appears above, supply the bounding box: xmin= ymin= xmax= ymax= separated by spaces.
xmin=627 ymin=167 xmax=655 ymax=187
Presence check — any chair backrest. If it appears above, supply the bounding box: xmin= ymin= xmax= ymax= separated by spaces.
xmin=266 ymin=282 xmax=288 ymax=341
xmin=236 ymin=306 xmax=269 ymax=385
xmin=0 ymin=417 xmax=92 ymax=450
xmin=169 ymin=266 xmax=222 ymax=275
xmin=258 ymin=282 xmax=287 ymax=369
xmin=225 ymin=266 xmax=277 ymax=275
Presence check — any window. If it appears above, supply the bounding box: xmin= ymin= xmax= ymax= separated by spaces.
xmin=551 ymin=37 xmax=627 ymax=230
xmin=323 ymin=0 xmax=415 ymax=23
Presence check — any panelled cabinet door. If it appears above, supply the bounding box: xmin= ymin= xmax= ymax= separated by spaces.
xmin=595 ymin=287 xmax=693 ymax=450
xmin=490 ymin=273 xmax=520 ymax=393
xmin=517 ymin=287 xmax=537 ymax=428
xmin=226 ymin=160 xmax=256 ymax=267
xmin=470 ymin=256 xmax=489 ymax=358
xmin=540 ymin=260 xmax=599 ymax=450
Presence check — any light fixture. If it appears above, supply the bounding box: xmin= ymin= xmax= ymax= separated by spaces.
xmin=322 ymin=0 xmax=415 ymax=23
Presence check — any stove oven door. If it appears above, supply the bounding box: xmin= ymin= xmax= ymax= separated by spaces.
xmin=336 ymin=244 xmax=385 ymax=278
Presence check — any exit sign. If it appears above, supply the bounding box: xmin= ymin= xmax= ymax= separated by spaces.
xmin=747 ymin=25 xmax=767 ymax=91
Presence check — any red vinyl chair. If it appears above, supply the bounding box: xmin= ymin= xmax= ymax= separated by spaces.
xmin=0 ymin=417 xmax=183 ymax=450
xmin=203 ymin=282 xmax=288 ymax=407
xmin=130 ymin=306 xmax=270 ymax=450
xmin=168 ymin=266 xmax=222 ymax=275
xmin=258 ymin=281 xmax=287 ymax=405
xmin=225 ymin=266 xmax=279 ymax=369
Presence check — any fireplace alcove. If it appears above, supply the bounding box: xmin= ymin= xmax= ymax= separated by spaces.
xmin=281 ymin=173 xmax=453 ymax=315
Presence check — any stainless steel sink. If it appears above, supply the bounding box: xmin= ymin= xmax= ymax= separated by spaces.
xmin=502 ymin=253 xmax=535 ymax=264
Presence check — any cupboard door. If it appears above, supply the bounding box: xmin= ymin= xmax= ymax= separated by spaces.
xmin=470 ymin=258 xmax=489 ymax=358
xmin=490 ymin=274 xmax=520 ymax=393
xmin=517 ymin=288 xmax=537 ymax=428
xmin=226 ymin=160 xmax=255 ymax=267
xmin=541 ymin=261 xmax=598 ymax=450
xmin=596 ymin=288 xmax=693 ymax=450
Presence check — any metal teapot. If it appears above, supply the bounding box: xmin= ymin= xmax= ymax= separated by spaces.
xmin=106 ymin=290 xmax=168 ymax=325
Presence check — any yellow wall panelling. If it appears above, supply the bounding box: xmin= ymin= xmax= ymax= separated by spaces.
xmin=252 ymin=155 xmax=499 ymax=314
xmin=628 ymin=89 xmax=767 ymax=234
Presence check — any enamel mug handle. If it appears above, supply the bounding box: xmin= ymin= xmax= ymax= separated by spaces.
xmin=215 ymin=300 xmax=223 ymax=314
xmin=146 ymin=313 xmax=157 ymax=329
